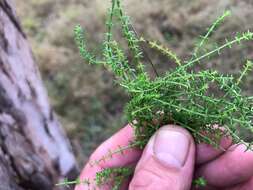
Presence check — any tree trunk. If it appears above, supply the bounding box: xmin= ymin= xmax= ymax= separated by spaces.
xmin=0 ymin=0 xmax=78 ymax=189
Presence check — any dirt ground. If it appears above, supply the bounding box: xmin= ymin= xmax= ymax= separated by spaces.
xmin=15 ymin=0 xmax=253 ymax=167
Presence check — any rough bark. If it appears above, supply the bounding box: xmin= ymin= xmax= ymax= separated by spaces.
xmin=0 ymin=0 xmax=78 ymax=189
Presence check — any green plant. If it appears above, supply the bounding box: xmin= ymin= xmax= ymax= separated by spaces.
xmin=59 ymin=0 xmax=253 ymax=189
xmin=192 ymin=177 xmax=207 ymax=188
xmin=95 ymin=167 xmax=133 ymax=190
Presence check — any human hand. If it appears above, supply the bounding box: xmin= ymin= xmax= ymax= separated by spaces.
xmin=75 ymin=125 xmax=253 ymax=190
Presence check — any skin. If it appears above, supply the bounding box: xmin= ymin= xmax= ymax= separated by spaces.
xmin=75 ymin=124 xmax=253 ymax=190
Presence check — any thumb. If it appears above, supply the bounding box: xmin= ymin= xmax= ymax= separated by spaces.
xmin=129 ymin=125 xmax=195 ymax=190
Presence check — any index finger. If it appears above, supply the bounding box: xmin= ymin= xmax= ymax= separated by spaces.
xmin=75 ymin=124 xmax=142 ymax=190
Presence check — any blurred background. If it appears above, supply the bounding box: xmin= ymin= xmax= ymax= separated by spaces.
xmin=15 ymin=0 xmax=253 ymax=168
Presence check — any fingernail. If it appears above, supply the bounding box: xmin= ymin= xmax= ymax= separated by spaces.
xmin=153 ymin=129 xmax=190 ymax=168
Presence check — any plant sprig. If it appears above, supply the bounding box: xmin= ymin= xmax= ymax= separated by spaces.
xmin=63 ymin=0 xmax=253 ymax=189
